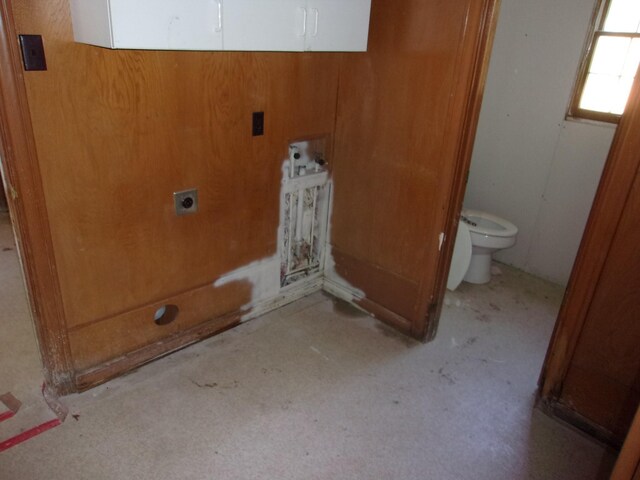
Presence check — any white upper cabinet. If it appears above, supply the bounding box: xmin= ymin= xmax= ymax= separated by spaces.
xmin=223 ymin=0 xmax=306 ymax=51
xmin=223 ymin=0 xmax=371 ymax=52
xmin=70 ymin=0 xmax=371 ymax=52
xmin=70 ymin=0 xmax=224 ymax=50
xmin=304 ymin=0 xmax=371 ymax=52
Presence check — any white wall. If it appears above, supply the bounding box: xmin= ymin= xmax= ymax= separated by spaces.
xmin=464 ymin=0 xmax=617 ymax=286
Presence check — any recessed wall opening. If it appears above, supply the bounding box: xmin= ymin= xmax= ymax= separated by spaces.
xmin=153 ymin=304 xmax=179 ymax=326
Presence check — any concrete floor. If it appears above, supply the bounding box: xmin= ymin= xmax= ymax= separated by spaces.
xmin=0 ymin=212 xmax=615 ymax=478
xmin=0 ymin=212 xmax=41 ymax=398
xmin=0 ymin=213 xmax=54 ymax=435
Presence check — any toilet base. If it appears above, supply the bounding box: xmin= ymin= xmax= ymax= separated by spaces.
xmin=464 ymin=252 xmax=492 ymax=284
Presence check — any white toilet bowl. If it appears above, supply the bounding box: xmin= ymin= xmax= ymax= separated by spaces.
xmin=447 ymin=209 xmax=518 ymax=289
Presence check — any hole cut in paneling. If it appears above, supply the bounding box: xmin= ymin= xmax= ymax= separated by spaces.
xmin=154 ymin=304 xmax=179 ymax=326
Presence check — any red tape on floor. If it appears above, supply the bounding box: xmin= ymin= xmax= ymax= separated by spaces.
xmin=0 ymin=418 xmax=61 ymax=453
xmin=0 ymin=410 xmax=15 ymax=423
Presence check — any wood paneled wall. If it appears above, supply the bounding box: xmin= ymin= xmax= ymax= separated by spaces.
xmin=12 ymin=0 xmax=340 ymax=384
xmin=9 ymin=0 xmax=498 ymax=389
xmin=331 ymin=0 xmax=497 ymax=337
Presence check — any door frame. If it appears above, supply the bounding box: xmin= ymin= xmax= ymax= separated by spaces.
xmin=0 ymin=0 xmax=74 ymax=394
xmin=538 ymin=70 xmax=640 ymax=402
xmin=417 ymin=0 xmax=502 ymax=340
xmin=612 ymin=406 xmax=640 ymax=480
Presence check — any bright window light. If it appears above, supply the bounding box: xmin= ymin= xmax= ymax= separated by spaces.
xmin=570 ymin=0 xmax=640 ymax=122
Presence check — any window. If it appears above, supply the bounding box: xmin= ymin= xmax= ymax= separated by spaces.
xmin=568 ymin=0 xmax=640 ymax=123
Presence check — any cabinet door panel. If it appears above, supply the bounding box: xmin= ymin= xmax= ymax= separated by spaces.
xmin=110 ymin=0 xmax=223 ymax=50
xmin=305 ymin=0 xmax=371 ymax=51
xmin=70 ymin=0 xmax=114 ymax=48
xmin=223 ymin=0 xmax=305 ymax=51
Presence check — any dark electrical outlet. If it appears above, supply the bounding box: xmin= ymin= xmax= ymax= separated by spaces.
xmin=18 ymin=34 xmax=47 ymax=71
xmin=252 ymin=111 xmax=264 ymax=136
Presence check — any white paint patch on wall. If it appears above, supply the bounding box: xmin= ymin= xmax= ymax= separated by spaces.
xmin=464 ymin=0 xmax=616 ymax=286
xmin=213 ymin=255 xmax=281 ymax=317
xmin=212 ymin=155 xmax=323 ymax=321
xmin=212 ymin=156 xmax=364 ymax=322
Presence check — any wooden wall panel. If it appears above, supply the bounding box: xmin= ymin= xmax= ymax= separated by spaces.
xmin=0 ymin=0 xmax=74 ymax=393
xmin=68 ymin=280 xmax=250 ymax=372
xmin=11 ymin=0 xmax=340 ymax=375
xmin=539 ymin=71 xmax=640 ymax=445
xmin=560 ymin=165 xmax=640 ymax=440
xmin=8 ymin=0 xmax=497 ymax=387
xmin=330 ymin=0 xmax=497 ymax=334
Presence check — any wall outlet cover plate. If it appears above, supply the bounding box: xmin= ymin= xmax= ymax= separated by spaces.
xmin=18 ymin=34 xmax=47 ymax=71
xmin=174 ymin=189 xmax=198 ymax=216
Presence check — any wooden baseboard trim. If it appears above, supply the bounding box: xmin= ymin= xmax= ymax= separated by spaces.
xmin=74 ymin=279 xmax=325 ymax=391
xmin=323 ymin=277 xmax=413 ymax=336
xmin=356 ymin=296 xmax=413 ymax=336
xmin=322 ymin=276 xmax=363 ymax=303
xmin=241 ymin=275 xmax=323 ymax=322
xmin=537 ymin=395 xmax=623 ymax=449
xmin=74 ymin=311 xmax=242 ymax=391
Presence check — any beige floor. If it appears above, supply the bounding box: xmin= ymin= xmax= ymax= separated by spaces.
xmin=0 ymin=213 xmax=52 ymax=434
xmin=0 ymin=213 xmax=615 ymax=479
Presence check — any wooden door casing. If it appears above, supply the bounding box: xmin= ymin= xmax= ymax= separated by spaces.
xmin=0 ymin=0 xmax=74 ymax=393
xmin=559 ymin=162 xmax=640 ymax=441
xmin=539 ymin=70 xmax=640 ymax=444
xmin=611 ymin=407 xmax=640 ymax=480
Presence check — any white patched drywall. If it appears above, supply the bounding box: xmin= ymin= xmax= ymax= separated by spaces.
xmin=213 ymin=255 xmax=281 ymax=318
xmin=464 ymin=0 xmax=617 ymax=286
xmin=214 ymin=158 xmax=363 ymax=321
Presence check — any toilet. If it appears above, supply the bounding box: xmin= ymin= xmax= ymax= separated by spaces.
xmin=447 ymin=209 xmax=518 ymax=290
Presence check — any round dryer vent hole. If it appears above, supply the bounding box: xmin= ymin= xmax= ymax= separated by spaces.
xmin=154 ymin=304 xmax=179 ymax=326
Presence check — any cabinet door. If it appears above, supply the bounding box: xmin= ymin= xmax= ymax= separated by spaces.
xmin=223 ymin=0 xmax=306 ymax=51
xmin=305 ymin=0 xmax=371 ymax=52
xmin=110 ymin=0 xmax=223 ymax=50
